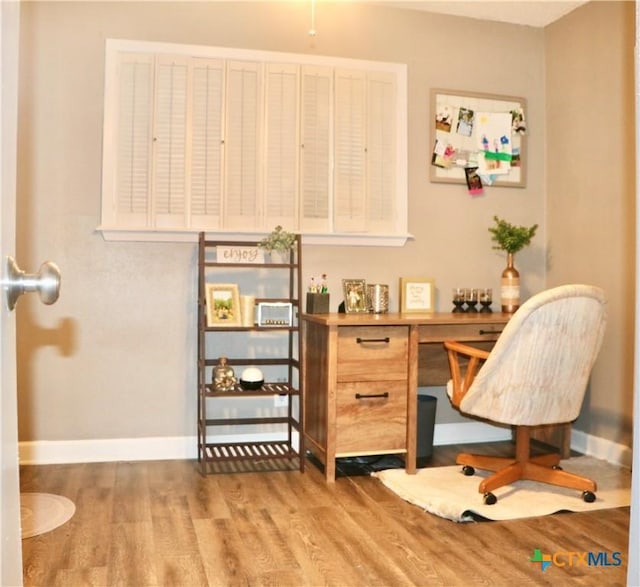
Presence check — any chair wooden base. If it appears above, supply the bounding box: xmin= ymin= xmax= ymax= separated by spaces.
xmin=456 ymin=426 xmax=597 ymax=496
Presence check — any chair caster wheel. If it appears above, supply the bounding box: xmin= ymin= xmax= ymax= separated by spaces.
xmin=582 ymin=490 xmax=596 ymax=503
xmin=483 ymin=492 xmax=497 ymax=505
xmin=552 ymin=464 xmax=563 ymax=470
xmin=462 ymin=465 xmax=475 ymax=476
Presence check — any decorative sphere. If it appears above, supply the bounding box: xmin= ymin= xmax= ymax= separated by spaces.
xmin=240 ymin=367 xmax=264 ymax=390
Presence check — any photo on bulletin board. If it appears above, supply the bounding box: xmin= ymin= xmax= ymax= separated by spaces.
xmin=430 ymin=88 xmax=527 ymax=188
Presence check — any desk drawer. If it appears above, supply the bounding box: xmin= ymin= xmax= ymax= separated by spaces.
xmin=336 ymin=380 xmax=407 ymax=454
xmin=418 ymin=322 xmax=504 ymax=343
xmin=337 ymin=326 xmax=408 ymax=382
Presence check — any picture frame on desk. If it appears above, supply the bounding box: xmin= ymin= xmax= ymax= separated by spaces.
xmin=205 ymin=283 xmax=241 ymax=327
xmin=342 ymin=279 xmax=368 ymax=313
xmin=400 ymin=277 xmax=435 ymax=313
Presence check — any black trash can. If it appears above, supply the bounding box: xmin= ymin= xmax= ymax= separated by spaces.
xmin=417 ymin=394 xmax=437 ymax=467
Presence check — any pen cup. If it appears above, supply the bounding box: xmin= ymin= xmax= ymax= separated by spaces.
xmin=306 ymin=292 xmax=330 ymax=314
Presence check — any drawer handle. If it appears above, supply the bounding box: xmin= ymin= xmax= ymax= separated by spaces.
xmin=356 ymin=337 xmax=390 ymax=344
xmin=479 ymin=329 xmax=503 ymax=335
xmin=355 ymin=392 xmax=389 ymax=400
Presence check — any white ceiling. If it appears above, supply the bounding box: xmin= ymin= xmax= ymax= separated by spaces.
xmin=375 ymin=1 xmax=589 ymax=28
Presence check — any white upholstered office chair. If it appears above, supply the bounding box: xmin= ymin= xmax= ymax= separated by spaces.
xmin=444 ymin=284 xmax=607 ymax=505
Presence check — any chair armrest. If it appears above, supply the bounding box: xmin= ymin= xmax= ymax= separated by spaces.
xmin=443 ymin=340 xmax=490 ymax=407
xmin=444 ymin=340 xmax=491 ymax=360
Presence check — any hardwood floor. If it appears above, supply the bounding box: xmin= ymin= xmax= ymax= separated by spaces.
xmin=20 ymin=442 xmax=629 ymax=586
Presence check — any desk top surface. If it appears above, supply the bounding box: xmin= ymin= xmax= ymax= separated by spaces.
xmin=301 ymin=311 xmax=511 ymax=327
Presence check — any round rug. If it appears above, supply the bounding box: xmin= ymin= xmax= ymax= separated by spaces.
xmin=21 ymin=492 xmax=76 ymax=539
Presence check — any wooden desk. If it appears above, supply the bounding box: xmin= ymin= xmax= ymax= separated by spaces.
xmin=302 ymin=312 xmax=510 ymax=482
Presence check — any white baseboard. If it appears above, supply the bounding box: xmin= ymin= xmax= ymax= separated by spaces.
xmin=18 ymin=423 xmax=631 ymax=467
xmin=570 ymin=428 xmax=633 ymax=468
xmin=434 ymin=421 xmax=512 ymax=445
xmin=435 ymin=422 xmax=633 ymax=468
xmin=19 ymin=436 xmax=198 ymax=465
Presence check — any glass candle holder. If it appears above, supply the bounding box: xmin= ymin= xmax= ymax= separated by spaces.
xmin=464 ymin=288 xmax=479 ymax=312
xmin=452 ymin=287 xmax=465 ymax=312
xmin=479 ymin=288 xmax=493 ymax=313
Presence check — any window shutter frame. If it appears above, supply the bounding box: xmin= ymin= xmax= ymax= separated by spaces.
xmin=100 ymin=39 xmax=408 ymax=246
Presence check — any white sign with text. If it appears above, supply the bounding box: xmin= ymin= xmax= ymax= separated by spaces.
xmin=217 ymin=246 xmax=265 ymax=264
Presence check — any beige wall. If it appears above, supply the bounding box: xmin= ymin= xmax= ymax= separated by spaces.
xmin=546 ymin=1 xmax=635 ymax=446
xmin=18 ymin=1 xmax=610 ymax=447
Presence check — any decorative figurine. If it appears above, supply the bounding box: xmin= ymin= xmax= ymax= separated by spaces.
xmin=212 ymin=356 xmax=237 ymax=392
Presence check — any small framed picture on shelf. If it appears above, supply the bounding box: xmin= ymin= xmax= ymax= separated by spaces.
xmin=399 ymin=277 xmax=435 ymax=313
xmin=257 ymin=302 xmax=293 ymax=327
xmin=206 ymin=283 xmax=241 ymax=327
xmin=342 ymin=279 xmax=368 ymax=313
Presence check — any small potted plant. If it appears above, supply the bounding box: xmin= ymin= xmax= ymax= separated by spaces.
xmin=258 ymin=225 xmax=296 ymax=263
xmin=488 ymin=216 xmax=538 ymax=313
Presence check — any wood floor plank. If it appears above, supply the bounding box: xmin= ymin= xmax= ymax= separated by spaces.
xmin=20 ymin=442 xmax=630 ymax=587
xmin=344 ymin=498 xmax=443 ymax=584
xmin=54 ymin=566 xmax=108 ymax=586
xmin=154 ymin=553 xmax=208 ymax=587
xmin=269 ymin=509 xmax=371 ymax=586
xmin=192 ymin=517 xmax=251 ymax=585
xmin=185 ymin=475 xmax=232 ymax=521
xmin=64 ymin=487 xmax=113 ymax=569
xmin=106 ymin=521 xmax=158 ymax=586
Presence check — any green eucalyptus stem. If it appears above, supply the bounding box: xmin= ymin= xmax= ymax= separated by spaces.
xmin=488 ymin=215 xmax=538 ymax=255
xmin=258 ymin=225 xmax=296 ymax=252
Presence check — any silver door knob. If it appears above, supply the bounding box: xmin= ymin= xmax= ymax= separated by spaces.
xmin=4 ymin=256 xmax=61 ymax=310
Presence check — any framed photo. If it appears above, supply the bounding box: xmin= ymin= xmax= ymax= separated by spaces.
xmin=342 ymin=279 xmax=368 ymax=313
xmin=257 ymin=302 xmax=293 ymax=327
xmin=399 ymin=277 xmax=435 ymax=313
xmin=206 ymin=283 xmax=241 ymax=327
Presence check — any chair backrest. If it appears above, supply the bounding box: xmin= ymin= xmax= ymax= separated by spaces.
xmin=459 ymin=284 xmax=607 ymax=426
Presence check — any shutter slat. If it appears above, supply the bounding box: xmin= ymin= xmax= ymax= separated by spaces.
xmin=300 ymin=66 xmax=331 ymax=229
xmin=265 ymin=64 xmax=298 ymax=224
xmin=225 ymin=61 xmax=260 ymax=227
xmin=154 ymin=59 xmax=188 ymax=218
xmin=191 ymin=59 xmax=224 ymax=221
xmin=117 ymin=57 xmax=153 ymax=221
xmin=334 ymin=70 xmax=366 ymax=231
xmin=367 ymin=74 xmax=395 ymax=226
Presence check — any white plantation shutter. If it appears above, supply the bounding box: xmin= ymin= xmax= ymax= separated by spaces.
xmin=153 ymin=56 xmax=188 ymax=228
xmin=102 ymin=41 xmax=407 ymax=244
xmin=264 ymin=63 xmax=299 ymax=229
xmin=190 ymin=58 xmax=224 ymax=230
xmin=115 ymin=53 xmax=154 ymax=228
xmin=366 ymin=72 xmax=396 ymax=233
xmin=225 ymin=60 xmax=261 ymax=230
xmin=334 ymin=69 xmax=366 ymax=232
xmin=300 ymin=66 xmax=331 ymax=233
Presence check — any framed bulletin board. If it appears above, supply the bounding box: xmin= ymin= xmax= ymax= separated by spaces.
xmin=430 ymin=88 xmax=527 ymax=188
